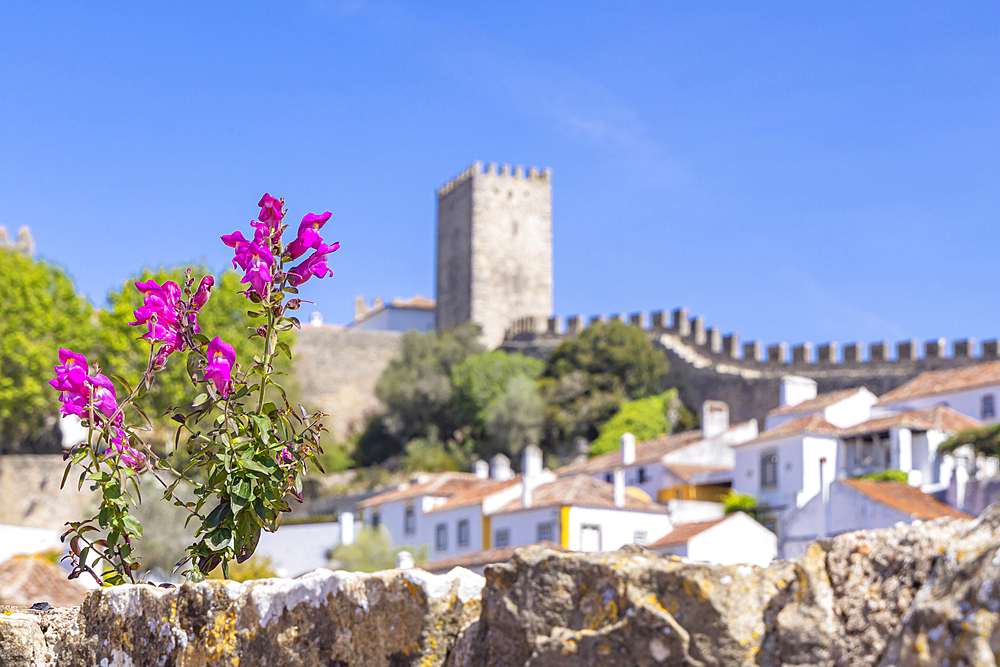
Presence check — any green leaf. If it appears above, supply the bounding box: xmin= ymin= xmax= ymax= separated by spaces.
xmin=205 ymin=502 xmax=229 ymax=530
xmin=122 ymin=515 xmax=143 ymax=538
xmin=208 ymin=528 xmax=232 ymax=549
xmin=191 ymin=393 xmax=209 ymax=407
xmin=276 ymin=342 xmax=292 ymax=359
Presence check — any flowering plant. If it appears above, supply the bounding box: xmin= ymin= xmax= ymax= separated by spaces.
xmin=54 ymin=195 xmax=338 ymax=584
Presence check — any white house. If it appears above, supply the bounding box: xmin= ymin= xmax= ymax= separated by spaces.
xmin=647 ymin=512 xmax=777 ymax=567
xmin=348 ymin=295 xmax=436 ymax=332
xmin=732 ymin=376 xmax=981 ymax=556
xmin=877 ymin=359 xmax=1000 ymax=424
xmin=557 ymin=400 xmax=758 ymax=505
xmin=781 ymin=478 xmax=970 ymax=556
xmin=359 ymin=446 xmax=673 ymax=563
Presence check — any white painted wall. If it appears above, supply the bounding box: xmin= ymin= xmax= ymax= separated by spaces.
xmin=879 ymin=383 xmax=1000 ymax=425
xmin=823 ymin=390 xmax=878 ymax=428
xmin=256 ymin=522 xmax=341 ymax=578
xmin=682 ymin=514 xmax=776 ymax=567
xmin=565 ymin=507 xmax=672 ymax=552
xmin=664 ymin=500 xmax=725 ymax=525
xmin=490 ymin=507 xmax=562 ymax=548
xmin=423 ymin=504 xmax=484 ymax=559
xmin=0 ymin=524 xmax=62 ymax=564
xmin=351 ymin=307 xmax=435 ymax=333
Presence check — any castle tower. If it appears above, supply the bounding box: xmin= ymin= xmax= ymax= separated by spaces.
xmin=436 ymin=162 xmax=553 ymax=348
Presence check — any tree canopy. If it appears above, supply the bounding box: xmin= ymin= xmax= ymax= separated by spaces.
xmin=589 ymin=389 xmax=695 ymax=456
xmin=539 ymin=320 xmax=670 ymax=448
xmin=0 ymin=249 xmax=96 ymax=448
xmin=940 ymin=424 xmax=1000 ymax=458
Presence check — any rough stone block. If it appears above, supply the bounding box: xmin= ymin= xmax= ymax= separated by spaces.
xmin=744 ymin=340 xmax=763 ymax=362
xmin=707 ymin=327 xmax=722 ymax=353
xmin=869 ymin=341 xmax=889 ymax=362
xmin=984 ymin=340 xmax=999 ymax=358
xmin=817 ymin=342 xmax=839 ymax=364
xmin=792 ymin=343 xmax=813 ymax=364
xmin=723 ymin=333 xmax=740 ymax=358
xmin=925 ymin=338 xmax=946 ymax=359
xmin=896 ymin=339 xmax=918 ymax=361
xmin=843 ymin=343 xmax=862 ymax=363
xmin=953 ymin=338 xmax=975 ymax=357
xmin=671 ymin=308 xmax=690 ymax=336
xmin=767 ymin=343 xmax=788 ymax=364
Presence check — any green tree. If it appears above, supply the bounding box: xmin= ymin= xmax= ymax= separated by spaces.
xmin=94 ymin=267 xmax=294 ymax=446
xmin=590 ymin=389 xmax=687 ymax=456
xmin=856 ymin=469 xmax=909 ymax=482
xmin=0 ymin=248 xmax=97 ymax=449
xmin=327 ymin=526 xmax=427 ymax=573
xmin=356 ymin=323 xmax=482 ymax=465
xmin=722 ymin=491 xmax=758 ymax=515
xmin=452 ymin=350 xmax=545 ymax=458
xmin=539 ymin=320 xmax=670 ymax=448
xmin=940 ymin=424 xmax=1000 ymax=458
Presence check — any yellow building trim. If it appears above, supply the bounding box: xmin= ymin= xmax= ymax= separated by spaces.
xmin=657 ymin=484 xmax=730 ymax=503
xmin=560 ymin=505 xmax=570 ymax=549
xmin=482 ymin=513 xmax=491 ymax=550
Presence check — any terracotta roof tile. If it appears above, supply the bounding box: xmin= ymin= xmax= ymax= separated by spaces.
xmin=768 ymin=388 xmax=867 ymax=416
xmin=421 ymin=541 xmax=565 ymax=574
xmin=740 ymin=405 xmax=978 ymax=446
xmin=557 ymin=430 xmax=704 ymax=476
xmin=664 ymin=464 xmax=733 ymax=483
xmin=357 ymin=472 xmax=480 ymax=509
xmin=391 ymin=295 xmax=436 ymax=310
xmin=424 ymin=477 xmax=521 ymax=514
xmin=0 ymin=555 xmax=88 ymax=607
xmin=838 ymin=405 xmax=981 ymax=438
xmin=494 ymin=475 xmax=668 ymax=514
xmin=879 ymin=360 xmax=1000 ymax=404
xmin=838 ymin=479 xmax=972 ymax=520
xmin=648 ymin=516 xmax=730 ymax=548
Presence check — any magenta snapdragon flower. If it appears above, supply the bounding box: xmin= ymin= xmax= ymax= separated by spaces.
xmin=106 ymin=428 xmax=146 ymax=473
xmin=288 ymin=242 xmax=340 ymax=286
xmin=278 ymin=447 xmax=294 ymax=464
xmin=192 ymin=276 xmax=214 ymax=311
xmin=203 ymin=337 xmax=236 ymax=397
xmin=256 ymin=193 xmax=284 ymax=235
xmin=49 ymin=349 xmax=123 ymax=427
xmin=131 ymin=279 xmax=185 ymax=350
xmin=239 ymin=242 xmax=275 ymax=297
xmin=286 ymin=211 xmax=332 ymax=260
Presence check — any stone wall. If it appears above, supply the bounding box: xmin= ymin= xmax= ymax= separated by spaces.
xmin=501 ymin=308 xmax=997 ymax=426
xmin=0 ymin=455 xmax=94 ymax=530
xmin=8 ymin=505 xmax=1000 ymax=666
xmin=293 ymin=326 xmax=405 ymax=441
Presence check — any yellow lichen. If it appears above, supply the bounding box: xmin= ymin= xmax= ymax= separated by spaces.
xmin=203 ymin=610 xmax=240 ymax=666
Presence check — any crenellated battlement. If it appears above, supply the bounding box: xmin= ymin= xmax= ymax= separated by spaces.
xmin=503 ymin=307 xmax=998 ymax=369
xmin=437 ymin=161 xmax=552 ymax=197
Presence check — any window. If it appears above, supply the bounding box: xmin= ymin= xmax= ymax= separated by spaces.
xmin=762 ymin=517 xmax=778 ymax=534
xmin=580 ymin=524 xmax=601 ymax=552
xmin=760 ymin=451 xmax=778 ymax=490
xmin=457 ymin=519 xmax=470 ymax=547
xmin=435 ymin=523 xmax=448 ymax=551
xmin=404 ymin=505 xmax=415 ymax=535
xmin=983 ymin=394 xmax=996 ymax=420
xmin=537 ymin=522 xmax=553 ymax=543
xmin=371 ymin=511 xmax=381 ymax=529
xmin=638 ymin=467 xmax=648 ymax=484
xmin=605 ymin=473 xmax=613 ymax=483
xmin=633 ymin=530 xmax=648 ymax=546
xmin=495 ymin=529 xmax=510 ymax=547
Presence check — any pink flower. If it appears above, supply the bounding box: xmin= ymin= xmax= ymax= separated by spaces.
xmin=257 ymin=193 xmax=284 ymax=233
xmin=105 ymin=428 xmax=146 ymax=473
xmin=203 ymin=337 xmax=236 ymax=397
xmin=279 ymin=447 xmax=294 ymax=463
xmin=240 ymin=242 xmax=274 ymax=296
xmin=288 ymin=242 xmax=339 ymax=286
xmin=286 ymin=212 xmax=332 ymax=260
xmin=89 ymin=374 xmax=120 ymax=421
xmin=50 ymin=351 xmax=123 ymax=427
xmin=192 ymin=276 xmax=214 ymax=311
xmin=49 ymin=349 xmax=89 ymax=392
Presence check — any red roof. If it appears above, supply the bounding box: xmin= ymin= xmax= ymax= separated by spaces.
xmin=768 ymin=388 xmax=868 ymax=416
xmin=648 ymin=516 xmax=730 ymax=548
xmin=0 ymin=555 xmax=88 ymax=607
xmin=557 ymin=430 xmax=705 ymax=475
xmin=424 ymin=477 xmax=521 ymax=514
xmin=879 ymin=360 xmax=1000 ymax=404
xmin=663 ymin=464 xmax=732 ymax=483
xmin=493 ymin=475 xmax=668 ymax=514
xmin=740 ymin=405 xmax=981 ymax=446
xmin=838 ymin=479 xmax=971 ymax=520
xmin=357 ymin=472 xmax=480 ymax=509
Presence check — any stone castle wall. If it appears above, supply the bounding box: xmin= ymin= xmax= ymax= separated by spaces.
xmin=437 ymin=162 xmax=553 ymax=349
xmin=501 ymin=308 xmax=998 ymax=426
xmin=0 ymin=455 xmax=95 ymax=530
xmin=293 ymin=327 xmax=405 ymax=441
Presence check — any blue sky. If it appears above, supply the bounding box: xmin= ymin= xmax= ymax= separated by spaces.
xmin=2 ymin=2 xmax=997 ymax=356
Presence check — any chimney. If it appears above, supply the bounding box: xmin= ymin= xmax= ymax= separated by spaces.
xmin=396 ymin=550 xmax=414 ymax=569
xmin=621 ymin=433 xmax=636 ymax=466
xmin=340 ymin=512 xmax=355 ymax=546
xmin=613 ymin=468 xmax=625 ymax=508
xmin=521 ymin=444 xmax=543 ymax=508
xmin=700 ymin=401 xmax=730 ymax=439
xmin=474 ymin=459 xmax=489 ymax=479
xmin=779 ymin=375 xmax=817 ymax=408
xmin=490 ymin=454 xmax=513 ymax=481
xmin=522 ymin=444 xmax=543 ymax=478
